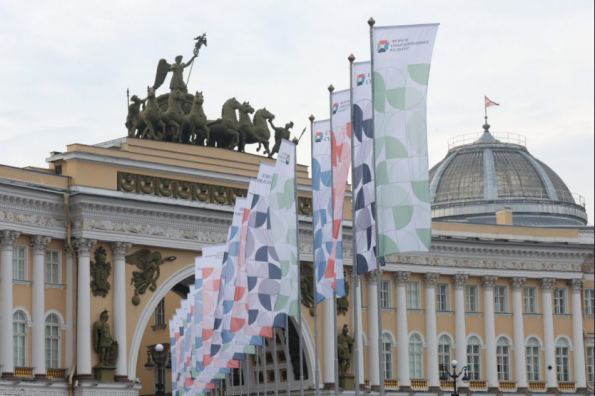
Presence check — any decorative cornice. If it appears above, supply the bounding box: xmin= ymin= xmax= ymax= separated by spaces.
xmin=423 ymin=273 xmax=440 ymax=287
xmin=540 ymin=278 xmax=556 ymax=291
xmin=567 ymin=279 xmax=584 ymax=293
xmin=481 ymin=275 xmax=498 ymax=289
xmin=72 ymin=238 xmax=97 ymax=257
xmin=0 ymin=229 xmax=20 ymax=249
xmin=452 ymin=273 xmax=468 ymax=289
xmin=30 ymin=235 xmax=51 ymax=254
xmin=510 ymin=277 xmax=527 ymax=291
xmin=365 ymin=270 xmax=381 ymax=285
xmin=110 ymin=242 xmax=132 ymax=260
xmin=393 ymin=271 xmax=410 ymax=286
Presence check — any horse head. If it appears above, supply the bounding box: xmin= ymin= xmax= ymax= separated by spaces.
xmin=240 ymin=101 xmax=255 ymax=115
xmin=194 ymin=91 xmax=204 ymax=105
xmin=170 ymin=89 xmax=185 ymax=102
xmin=146 ymin=86 xmax=156 ymax=98
xmin=259 ymin=107 xmax=275 ymax=121
xmin=225 ymin=97 xmax=242 ymax=110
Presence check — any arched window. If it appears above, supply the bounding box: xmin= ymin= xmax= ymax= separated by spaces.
xmin=496 ymin=337 xmax=511 ymax=381
xmin=467 ymin=336 xmax=482 ymax=380
xmin=13 ymin=310 xmax=27 ymax=367
xmin=409 ymin=334 xmax=423 ymax=379
xmin=382 ymin=333 xmax=394 ymax=380
xmin=526 ymin=337 xmax=541 ymax=381
xmin=555 ymin=338 xmax=571 ymax=382
xmin=45 ymin=314 xmax=61 ymax=368
xmin=438 ymin=335 xmax=452 ymax=370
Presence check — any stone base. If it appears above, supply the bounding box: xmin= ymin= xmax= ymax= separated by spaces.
xmin=1 ymin=372 xmax=15 ymax=379
xmin=339 ymin=374 xmax=355 ymax=390
xmin=93 ymin=366 xmax=116 ymax=382
xmin=35 ymin=373 xmax=48 ymax=380
xmin=114 ymin=375 xmax=129 ymax=382
xmin=322 ymin=382 xmax=335 ymax=390
xmin=428 ymin=386 xmax=441 ymax=392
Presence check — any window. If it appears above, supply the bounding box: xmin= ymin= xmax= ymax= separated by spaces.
xmin=46 ymin=251 xmax=61 ymax=284
xmin=382 ymin=333 xmax=393 ymax=379
xmin=496 ymin=337 xmax=511 ymax=381
xmin=554 ymin=288 xmax=567 ymax=314
xmin=524 ymin=287 xmax=538 ymax=314
xmin=45 ymin=314 xmax=60 ymax=368
xmin=526 ymin=337 xmax=541 ymax=381
xmin=494 ymin=286 xmax=508 ymax=313
xmin=380 ymin=280 xmax=391 ymax=309
xmin=437 ymin=283 xmax=449 ymax=311
xmin=587 ymin=346 xmax=594 ymax=384
xmin=467 ymin=336 xmax=482 ymax=380
xmin=12 ymin=246 xmax=27 ymax=281
xmin=438 ymin=335 xmax=452 ymax=369
xmin=13 ymin=310 xmax=27 ymax=367
xmin=409 ymin=334 xmax=423 ymax=379
xmin=466 ymin=285 xmax=478 ymax=312
xmin=585 ymin=289 xmax=594 ymax=315
xmin=407 ymin=282 xmax=420 ymax=309
xmin=154 ymin=298 xmax=165 ymax=326
xmin=555 ymin=338 xmax=570 ymax=382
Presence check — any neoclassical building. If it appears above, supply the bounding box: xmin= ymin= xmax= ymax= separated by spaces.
xmin=0 ymin=127 xmax=593 ymax=396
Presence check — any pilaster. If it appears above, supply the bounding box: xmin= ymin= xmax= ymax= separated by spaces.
xmin=31 ymin=235 xmax=52 ymax=379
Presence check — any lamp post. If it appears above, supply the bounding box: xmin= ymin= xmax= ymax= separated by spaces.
xmin=144 ymin=343 xmax=171 ymax=396
xmin=440 ymin=360 xmax=469 ymax=396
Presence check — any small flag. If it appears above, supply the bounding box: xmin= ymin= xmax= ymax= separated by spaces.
xmin=485 ymin=96 xmax=500 ymax=108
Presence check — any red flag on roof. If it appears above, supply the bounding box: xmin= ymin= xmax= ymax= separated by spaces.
xmin=485 ymin=95 xmax=500 ymax=108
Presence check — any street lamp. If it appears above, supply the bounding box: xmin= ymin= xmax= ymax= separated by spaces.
xmin=145 ymin=343 xmax=171 ymax=396
xmin=440 ymin=359 xmax=469 ymax=396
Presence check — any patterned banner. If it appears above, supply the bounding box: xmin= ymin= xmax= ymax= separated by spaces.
xmin=372 ymin=24 xmax=438 ymax=256
xmin=169 ymin=317 xmax=178 ymax=395
xmin=329 ymin=89 xmax=351 ymax=297
xmin=270 ymin=139 xmax=299 ymax=316
xmin=201 ymin=243 xmax=227 ymax=367
xmin=245 ymin=162 xmax=286 ymax=331
xmin=352 ymin=60 xmax=384 ymax=274
xmin=312 ymin=119 xmax=333 ymax=303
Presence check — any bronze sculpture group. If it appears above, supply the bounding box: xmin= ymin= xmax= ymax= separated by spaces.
xmin=125 ymin=34 xmax=296 ymax=158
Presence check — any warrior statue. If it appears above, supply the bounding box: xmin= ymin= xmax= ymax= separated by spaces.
xmin=337 ymin=324 xmax=354 ymax=376
xmin=93 ymin=309 xmax=118 ymax=367
xmin=152 ymin=54 xmax=197 ymax=94
xmin=269 ymin=120 xmax=294 ymax=158
xmin=125 ymin=95 xmax=146 ymax=137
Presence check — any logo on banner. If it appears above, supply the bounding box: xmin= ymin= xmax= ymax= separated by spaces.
xmin=377 ymin=40 xmax=389 ymax=53
xmin=357 ymin=74 xmax=366 ymax=86
xmin=333 ymin=103 xmax=339 ymax=114
xmin=285 ymin=154 xmax=291 ymax=165
xmin=315 ymin=132 xmax=323 ymax=143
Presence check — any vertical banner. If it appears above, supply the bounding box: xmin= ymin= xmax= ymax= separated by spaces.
xmin=372 ymin=24 xmax=439 ymax=256
xmin=329 ymin=89 xmax=351 ymax=297
xmin=170 ymin=317 xmax=178 ymax=396
xmin=270 ymin=139 xmax=299 ymax=317
xmin=352 ymin=61 xmax=383 ymax=274
xmin=201 ymin=243 xmax=227 ymax=367
xmin=244 ymin=162 xmax=281 ymax=335
xmin=311 ymin=119 xmax=333 ymax=303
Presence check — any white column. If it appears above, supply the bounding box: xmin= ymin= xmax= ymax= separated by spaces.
xmin=31 ymin=235 xmax=51 ymax=378
xmin=111 ymin=242 xmax=131 ymax=380
xmin=73 ymin=238 xmax=96 ymax=379
xmin=423 ymin=273 xmax=440 ymax=389
xmin=1 ymin=230 xmax=20 ymax=377
xmin=452 ymin=274 xmax=468 ymax=388
xmin=540 ymin=278 xmax=557 ymax=389
xmin=65 ymin=244 xmax=74 ymax=370
xmin=568 ymin=279 xmax=586 ymax=389
xmin=481 ymin=275 xmax=499 ymax=389
xmin=353 ymin=274 xmax=365 ymax=386
xmin=366 ymin=270 xmax=380 ymax=388
xmin=511 ymin=277 xmax=528 ymax=389
xmin=323 ymin=298 xmax=335 ymax=386
xmin=394 ymin=271 xmax=410 ymax=387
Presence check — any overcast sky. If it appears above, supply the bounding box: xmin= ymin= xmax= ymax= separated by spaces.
xmin=1 ymin=1 xmax=593 ymax=223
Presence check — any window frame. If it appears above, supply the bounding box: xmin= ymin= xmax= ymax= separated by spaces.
xmin=13 ymin=310 xmax=28 ymax=367
xmin=12 ymin=245 xmax=28 ymax=281
xmin=45 ymin=314 xmax=61 ymax=369
xmin=380 ymin=280 xmax=392 ymax=309
xmin=154 ymin=298 xmax=166 ymax=327
xmin=496 ymin=337 xmax=511 ymax=381
xmin=585 ymin=289 xmax=594 ymax=315
xmin=555 ymin=338 xmax=571 ymax=382
xmin=436 ymin=283 xmax=450 ymax=312
xmin=407 ymin=281 xmax=421 ymax=310
xmin=526 ymin=338 xmax=541 ymax=382
xmin=45 ymin=250 xmax=62 ymax=285
xmin=438 ymin=335 xmax=452 ymax=370
xmin=466 ymin=285 xmax=479 ymax=312
xmin=382 ymin=333 xmax=394 ymax=380
xmin=524 ymin=286 xmax=538 ymax=314
xmin=587 ymin=346 xmax=594 ymax=384
xmin=494 ymin=285 xmax=508 ymax=313
xmin=553 ymin=288 xmax=567 ymax=315
xmin=467 ymin=337 xmax=482 ymax=381
xmin=408 ymin=334 xmax=424 ymax=379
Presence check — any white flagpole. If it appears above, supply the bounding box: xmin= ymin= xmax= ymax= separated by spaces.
xmin=368 ymin=17 xmax=385 ymax=396
xmin=274 ymin=330 xmax=280 ymax=396
xmin=348 ymin=53 xmax=361 ymax=396
xmin=333 ymin=294 xmax=339 ymax=396
xmin=285 ymin=316 xmax=291 ymax=395
xmin=231 ymin=371 xmax=235 ymax=396
xmin=296 ymin=135 xmax=305 ymax=396
xmin=310 ymin=114 xmax=321 ymax=396
xmin=257 ymin=352 xmax=261 ymax=396
xmin=240 ymin=364 xmax=244 ymax=396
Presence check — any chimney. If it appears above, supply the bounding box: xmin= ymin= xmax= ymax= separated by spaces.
xmin=495 ymin=207 xmax=513 ymax=225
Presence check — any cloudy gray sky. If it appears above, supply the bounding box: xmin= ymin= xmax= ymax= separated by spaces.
xmin=1 ymin=0 xmax=593 ymax=223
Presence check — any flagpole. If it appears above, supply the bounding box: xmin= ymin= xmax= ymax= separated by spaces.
xmin=274 ymin=329 xmax=280 ymax=396
xmin=332 ymin=294 xmax=340 ymax=396
xmin=368 ymin=16 xmax=385 ymax=396
xmin=263 ymin=345 xmax=269 ymax=396
xmin=285 ymin=316 xmax=291 ymax=395
xmin=240 ymin=363 xmax=244 ymax=396
xmin=247 ymin=357 xmax=252 ymax=396
xmin=296 ymin=133 xmax=305 ymax=396
xmin=309 ymin=114 xmax=321 ymax=396
xmin=348 ymin=53 xmax=361 ymax=396
xmin=257 ymin=352 xmax=261 ymax=396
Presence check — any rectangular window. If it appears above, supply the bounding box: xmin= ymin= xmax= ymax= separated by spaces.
xmin=407 ymin=281 xmax=420 ymax=309
xmin=380 ymin=280 xmax=391 ymax=309
xmin=524 ymin=287 xmax=538 ymax=314
xmin=587 ymin=346 xmax=594 ymax=383
xmin=12 ymin=246 xmax=27 ymax=281
xmin=154 ymin=298 xmax=165 ymax=326
xmin=585 ymin=289 xmax=595 ymax=315
xmin=383 ymin=340 xmax=393 ymax=379
xmin=494 ymin=286 xmax=508 ymax=313
xmin=466 ymin=285 xmax=478 ymax=312
xmin=554 ymin=288 xmax=567 ymax=314
xmin=46 ymin=250 xmax=61 ymax=284
xmin=437 ymin=284 xmax=449 ymax=311
xmin=526 ymin=346 xmax=541 ymax=381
